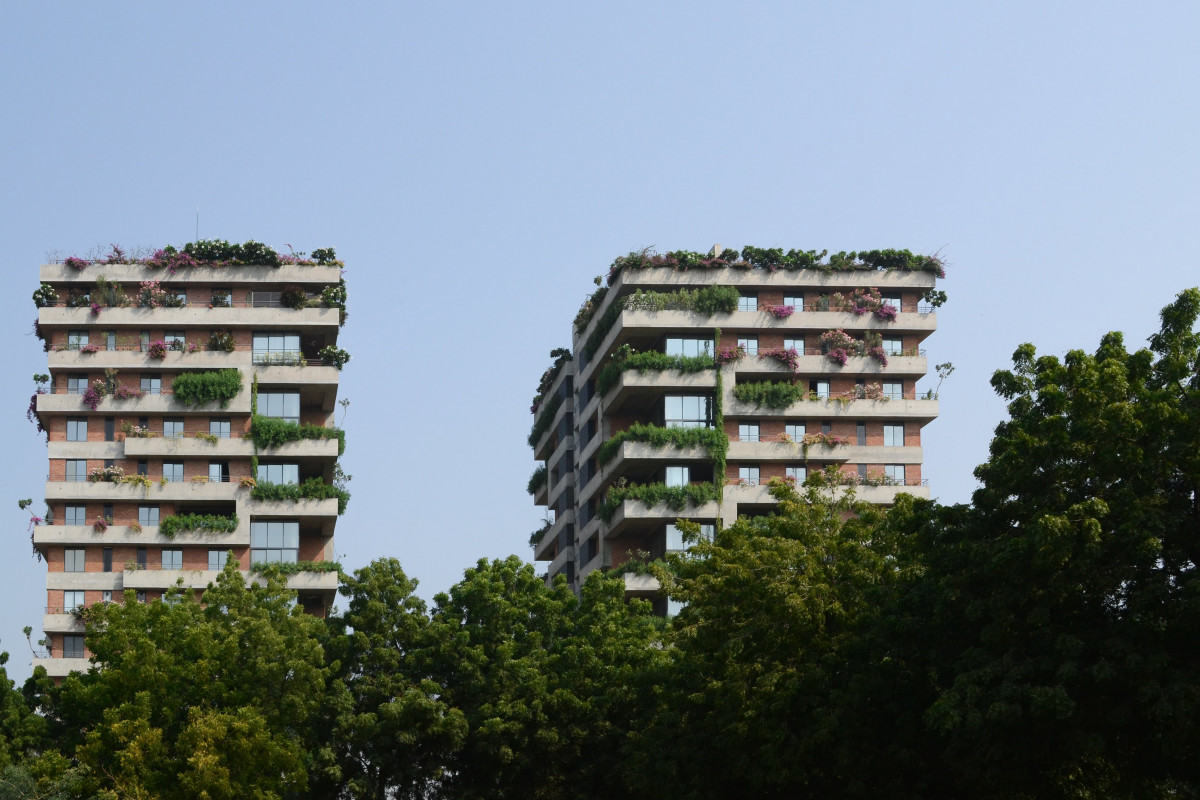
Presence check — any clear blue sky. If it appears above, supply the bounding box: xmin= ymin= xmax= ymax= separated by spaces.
xmin=2 ymin=2 xmax=1197 ymax=681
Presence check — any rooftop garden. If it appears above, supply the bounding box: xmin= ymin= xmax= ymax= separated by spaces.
xmin=55 ymin=240 xmax=342 ymax=271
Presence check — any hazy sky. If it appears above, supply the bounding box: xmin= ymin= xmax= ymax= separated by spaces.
xmin=2 ymin=2 xmax=1197 ymax=681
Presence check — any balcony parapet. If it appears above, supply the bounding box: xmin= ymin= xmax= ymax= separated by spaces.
xmin=37 ymin=390 xmax=251 ymax=416
xmin=39 ymin=306 xmax=340 ymax=331
xmin=46 ymin=480 xmax=241 ymax=502
xmin=732 ymin=354 xmax=927 ymax=378
xmin=48 ymin=350 xmax=251 ymax=370
xmin=611 ymin=265 xmax=939 ymax=295
xmin=726 ymin=442 xmax=924 ymax=464
xmin=40 ymin=262 xmax=343 ymax=285
xmin=31 ymin=656 xmax=90 ymax=677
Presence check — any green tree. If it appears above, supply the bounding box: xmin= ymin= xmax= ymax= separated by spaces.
xmin=44 ymin=564 xmax=334 ymax=800
xmin=891 ymin=289 xmax=1200 ymax=797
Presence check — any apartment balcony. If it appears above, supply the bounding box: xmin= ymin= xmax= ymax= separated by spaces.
xmin=40 ymin=262 xmax=343 ymax=286
xmin=241 ymin=497 xmax=339 ymax=519
xmin=623 ymin=572 xmax=662 ymax=599
xmin=532 ymin=476 xmax=548 ymax=506
xmin=123 ymin=568 xmax=225 ymax=590
xmin=42 ymin=612 xmax=85 ymax=634
xmin=33 ymin=524 xmax=246 ymax=549
xmin=535 ymin=510 xmax=573 ymax=561
xmin=46 ymin=572 xmax=122 ymax=590
xmin=723 ymin=481 xmax=930 ymax=509
xmin=37 ymin=389 xmax=251 ymax=415
xmin=732 ymin=353 xmax=928 ymax=378
xmin=32 ymin=657 xmax=90 ymax=678
xmin=724 ymin=394 xmax=939 ymax=421
xmin=603 ymin=496 xmax=721 ymax=540
xmin=533 ymin=397 xmax=574 ymax=461
xmin=48 ymin=442 xmax=124 ymax=460
xmin=546 ymin=469 xmax=573 ymax=510
xmin=46 ymin=479 xmax=241 ymax=503
xmin=588 ymin=442 xmax=713 ymax=494
xmin=613 ymin=266 xmax=938 ymax=294
xmin=254 ymin=364 xmax=340 ymax=411
xmin=47 ymin=349 xmax=250 ymax=370
xmin=726 ymin=441 xmax=924 ymax=464
xmin=122 ymin=436 xmax=254 ymax=458
xmin=38 ymin=306 xmax=340 ymax=333
xmin=547 ymin=544 xmax=576 ymax=579
xmin=248 ymin=438 xmax=340 ymax=459
xmin=602 ymin=369 xmax=717 ymax=416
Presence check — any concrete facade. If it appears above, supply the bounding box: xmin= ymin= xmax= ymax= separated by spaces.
xmin=30 ymin=255 xmax=348 ymax=673
xmin=529 ymin=250 xmax=941 ymax=609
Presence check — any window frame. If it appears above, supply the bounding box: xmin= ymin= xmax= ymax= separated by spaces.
xmin=66 ymin=418 xmax=87 ymax=442
xmin=64 ymin=548 xmax=85 ymax=573
xmin=737 ymin=294 xmax=758 ymax=312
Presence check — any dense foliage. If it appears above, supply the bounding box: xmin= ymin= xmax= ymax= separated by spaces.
xmin=252 ymin=478 xmax=350 ymax=514
xmin=249 ymin=415 xmax=346 ymax=455
xmin=595 ymin=422 xmax=725 ymax=466
xmin=157 ymin=513 xmax=238 ymax=538
xmin=169 ymin=369 xmax=242 ymax=408
xmin=4 ymin=290 xmax=1198 ymax=799
xmin=594 ymin=344 xmax=715 ymax=397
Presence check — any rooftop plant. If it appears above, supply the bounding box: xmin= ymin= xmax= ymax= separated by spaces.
xmin=55 ymin=240 xmax=343 ymax=272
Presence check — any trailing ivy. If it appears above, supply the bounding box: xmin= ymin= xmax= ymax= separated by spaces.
xmin=251 ymin=478 xmax=350 ymax=514
xmin=170 ymin=369 xmax=243 ymax=408
xmin=596 ymin=423 xmax=725 ymax=466
xmin=732 ymin=380 xmax=808 ymax=410
xmin=595 ymin=345 xmax=715 ymax=397
xmin=527 ymin=464 xmax=547 ymax=495
xmin=158 ymin=513 xmax=239 ymax=538
xmin=597 ymin=482 xmax=721 ymax=523
xmin=249 ymin=415 xmax=346 ymax=456
xmin=250 ymin=560 xmax=342 ymax=575
xmin=527 ymin=392 xmax=562 ymax=448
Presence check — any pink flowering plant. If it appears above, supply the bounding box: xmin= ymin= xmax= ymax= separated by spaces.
xmin=79 ymin=343 xmax=100 ymax=354
xmin=146 ymin=340 xmax=167 ymax=359
xmin=826 ymin=287 xmax=900 ymax=321
xmin=765 ymin=304 xmax=795 ymax=319
xmin=64 ymin=256 xmax=88 ymax=271
xmin=89 ymin=303 xmax=102 ymax=317
xmin=759 ymin=347 xmax=801 ymax=373
xmin=716 ymin=344 xmax=747 ymax=364
xmin=819 ymin=329 xmax=858 ymax=366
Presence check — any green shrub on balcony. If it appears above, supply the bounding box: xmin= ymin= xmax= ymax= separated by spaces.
xmin=732 ymin=381 xmax=809 ymax=410
xmin=597 ymin=481 xmax=721 ymax=523
xmin=250 ymin=560 xmax=342 ymax=576
xmin=527 ymin=464 xmax=548 ymax=495
xmin=595 ymin=344 xmax=715 ymax=397
xmin=249 ymin=415 xmax=346 ymax=456
xmin=159 ymin=513 xmax=239 ymax=538
xmin=170 ymin=369 xmax=242 ymax=408
xmin=596 ymin=423 xmax=726 ymax=466
xmin=583 ymin=286 xmax=739 ymax=360
xmin=251 ymin=478 xmax=350 ymax=514
xmin=527 ymin=393 xmax=563 ymax=448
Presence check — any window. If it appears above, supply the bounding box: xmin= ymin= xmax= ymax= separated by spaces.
xmin=162 ymin=463 xmax=184 ymax=482
xmin=102 ymin=547 xmax=112 ymax=573
xmin=65 ymin=460 xmax=87 ymax=482
xmin=102 ymin=590 xmax=112 ymax=603
xmin=209 ymin=549 xmax=229 ymax=571
xmin=783 ymin=337 xmax=804 ymax=353
xmin=67 ymin=418 xmax=87 ymax=442
xmin=785 ymin=465 xmax=807 ymax=483
xmin=63 ymin=590 xmax=85 ymax=613
xmin=665 ymin=466 xmax=690 ymax=488
xmin=136 ymin=547 xmax=147 ymax=568
xmin=882 ymin=294 xmax=903 ymax=313
xmin=162 ymin=549 xmax=182 ymax=570
xmin=64 ymin=549 xmax=85 ymax=572
xmin=163 ymin=418 xmax=185 ymax=438
xmin=136 ymin=591 xmax=147 ymax=604
xmin=665 ymin=338 xmax=714 ymax=357
xmin=141 ymin=375 xmax=161 ymax=395
xmin=783 ymin=295 xmax=804 ymax=312
xmin=251 ymin=521 xmax=299 ymax=564
xmin=884 ymin=423 xmax=904 ymax=447
xmin=737 ymin=336 xmax=758 ymax=356
xmin=66 ymin=377 xmax=87 ymax=395
xmin=858 ymin=463 xmax=868 ymax=479
xmin=737 ymin=294 xmax=758 ymax=312
xmin=883 ymin=337 xmax=904 ymax=356
xmin=785 ymin=422 xmax=805 ymax=441
xmin=62 ymin=634 xmax=85 ymax=659
xmin=140 ymin=331 xmax=150 ymax=352
xmin=209 ymin=418 xmax=231 ymax=438
xmin=258 ymin=464 xmax=298 ymax=485
xmin=171 ymin=289 xmax=188 ymax=305
xmin=67 ymin=330 xmax=89 ymax=350
xmin=104 ymin=417 xmax=115 ymax=441
xmin=64 ymin=505 xmax=86 ymax=526
xmin=812 ymin=380 xmax=831 ymax=399
xmin=857 ymin=421 xmax=867 ymax=446
xmin=211 ymin=288 xmax=232 ymax=307
xmin=885 ymin=464 xmax=906 ymax=484
xmin=259 ymin=392 xmax=300 ymax=422
xmin=106 ymin=330 xmax=116 ymax=350
xmin=883 ymin=382 xmax=904 ymax=400
xmin=663 ymin=523 xmax=714 ymax=550
xmin=664 ymin=396 xmax=711 ymax=429
xmin=738 ymin=422 xmax=760 ymax=442
xmin=208 ymin=461 xmax=231 ymax=483
xmin=164 ymin=330 xmax=185 ymax=350
xmin=739 ymin=465 xmax=760 ymax=486
xmin=821 ymin=421 xmax=832 ymax=435
xmin=137 ymin=460 xmax=148 ymax=476
xmin=139 ymin=506 xmax=159 ymax=527
xmin=252 ymin=332 xmax=302 ymax=365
